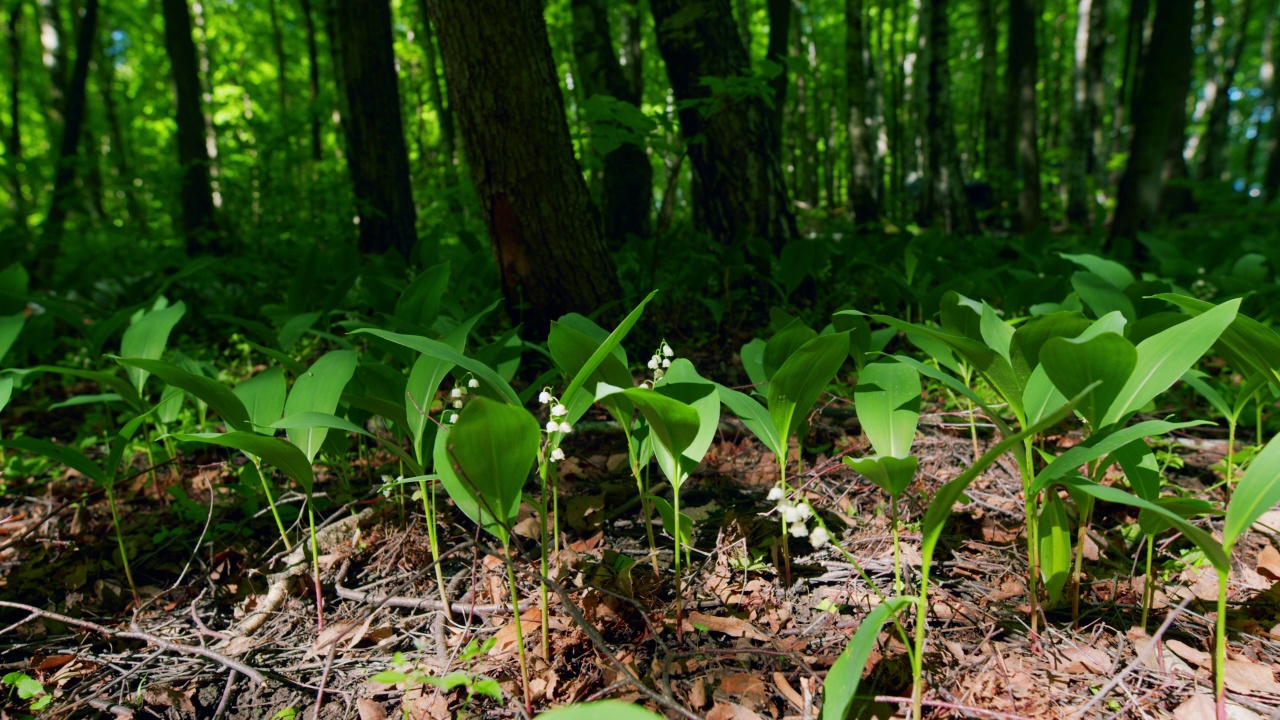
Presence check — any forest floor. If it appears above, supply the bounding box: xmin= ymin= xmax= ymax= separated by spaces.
xmin=3 ymin=402 xmax=1280 ymax=719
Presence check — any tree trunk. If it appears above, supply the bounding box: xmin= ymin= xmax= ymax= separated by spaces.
xmin=4 ymin=0 xmax=29 ymax=231
xmin=651 ymin=0 xmax=798 ymax=255
xmin=1110 ymin=0 xmax=1150 ymax=180
xmin=98 ymin=37 xmax=146 ymax=235
xmin=793 ymin=8 xmax=819 ymax=207
xmin=766 ymin=0 xmax=790 ymax=155
xmin=571 ymin=0 xmax=653 ymax=245
xmin=847 ymin=0 xmax=880 ymax=222
xmin=1264 ymin=0 xmax=1280 ymax=201
xmin=299 ymin=0 xmax=323 ymax=162
xmin=1194 ymin=0 xmax=1253 ymax=182
xmin=332 ymin=0 xmax=418 ymax=259
xmin=268 ymin=0 xmax=288 ymax=119
xmin=427 ymin=0 xmax=621 ymax=335
xmin=162 ymin=0 xmax=219 ymax=254
xmin=1005 ymin=0 xmax=1041 ymax=231
xmin=736 ymin=0 xmax=751 ymax=50
xmin=414 ymin=0 xmax=456 ymax=172
xmin=1066 ymin=0 xmax=1104 ymax=225
xmin=1110 ymin=0 xmax=1194 ymax=248
xmin=622 ymin=0 xmax=643 ymax=98
xmin=41 ymin=0 xmax=98 ymax=252
xmin=977 ymin=0 xmax=1000 ymax=179
xmin=38 ymin=0 xmax=68 ymax=133
xmin=1085 ymin=0 xmax=1108 ymax=197
xmin=920 ymin=0 xmax=975 ymax=234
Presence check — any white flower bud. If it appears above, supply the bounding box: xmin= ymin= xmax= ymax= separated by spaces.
xmin=550 ymin=403 xmax=567 ymax=417
xmin=781 ymin=504 xmax=804 ymax=524
xmin=767 ymin=487 xmax=784 ymax=502
xmin=789 ymin=522 xmax=809 ymax=538
xmin=661 ymin=358 xmax=671 ymax=368
xmin=550 ymin=447 xmax=565 ymax=462
xmin=546 ymin=420 xmax=560 ymax=433
xmin=662 ymin=343 xmax=673 ymax=357
xmin=796 ymin=503 xmax=812 ymax=521
xmin=453 ymin=399 xmax=463 ymax=409
xmin=810 ymin=526 xmax=830 ymax=548
xmin=451 ymin=387 xmax=462 ymax=398
xmin=647 ymin=356 xmax=660 ymax=370
xmin=558 ymin=421 xmax=573 ymax=434
xmin=468 ymin=378 xmax=479 ymax=388
xmin=538 ymin=390 xmax=552 ymax=404
xmin=447 ymin=412 xmax=459 ymax=423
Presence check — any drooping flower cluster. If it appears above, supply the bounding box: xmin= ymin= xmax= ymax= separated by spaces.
xmin=537 ymin=387 xmax=572 ymax=451
xmin=766 ymin=485 xmax=830 ymax=548
xmin=444 ymin=375 xmax=481 ymax=424
xmin=647 ymin=341 xmax=675 ymax=381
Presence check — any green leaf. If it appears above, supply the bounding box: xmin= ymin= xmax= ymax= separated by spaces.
xmin=763 ymin=318 xmax=817 ymax=380
xmin=0 ymin=313 xmax=25 ymax=367
xmin=353 ymin=328 xmax=521 ymax=405
xmin=234 ymin=368 xmax=287 ymax=434
xmin=0 ymin=375 xmax=11 ymax=413
xmin=1179 ymin=370 xmax=1231 ymax=421
xmin=1072 ymin=271 xmax=1136 ymax=321
xmin=937 ymin=291 xmax=982 ymax=340
xmin=1110 ymin=439 xmax=1161 ymax=502
xmin=844 ymin=455 xmax=918 ymax=498
xmin=821 ymin=597 xmax=914 ymax=720
xmin=1022 ymin=364 xmax=1068 ymax=427
xmin=648 ymin=494 xmax=692 ymax=548
xmin=1101 ymin=298 xmax=1240 ymax=426
xmin=1029 ymin=419 xmax=1209 ymax=495
xmin=740 ymin=337 xmax=768 ymax=389
xmin=1223 ymin=433 xmax=1280 ymax=550
xmin=245 ymin=340 xmax=309 ymax=376
xmin=1138 ymin=497 xmax=1220 ymax=537
xmin=1009 ymin=311 xmax=1092 ymax=385
xmin=272 ymin=411 xmax=422 ymax=476
xmin=596 ymin=383 xmax=701 ymax=487
xmin=406 ymin=354 xmax=453 ymax=461
xmin=1040 ymin=332 xmax=1136 ymax=428
xmin=1038 ymin=492 xmax=1071 ymax=605
xmin=435 ymin=397 xmax=539 ymax=542
xmin=395 ymin=261 xmax=449 ymax=330
xmin=174 ymin=431 xmax=315 ymax=494
xmin=854 ymin=362 xmax=920 ymax=458
xmin=1156 ymin=294 xmax=1280 ymax=391
xmin=1059 ymin=253 xmax=1136 ymax=289
xmin=979 ymin=302 xmax=1014 ymax=364
xmin=278 ymin=312 xmax=321 ymax=352
xmin=548 ymin=314 xmax=633 ymax=426
xmin=886 ymin=354 xmax=1012 ymax=437
xmin=716 ymin=383 xmax=785 ymax=459
xmin=120 ymin=301 xmax=186 ymax=391
xmin=284 ymin=350 xmax=358 ymax=462
xmin=17 ymin=365 xmax=144 ymax=412
xmin=113 ymin=357 xmax=250 ymax=431
xmin=559 ymin=290 xmax=657 ymax=425
xmin=0 ymin=437 xmax=105 ymax=485
xmin=768 ymin=331 xmax=849 ymax=442
xmin=536 ymin=700 xmax=666 ymax=720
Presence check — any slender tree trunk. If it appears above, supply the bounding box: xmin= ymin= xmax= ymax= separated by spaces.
xmin=1111 ymin=0 xmax=1149 ymax=181
xmin=1240 ymin=1 xmax=1273 ymax=186
xmin=414 ymin=0 xmax=456 ymax=173
xmin=1005 ymin=0 xmax=1041 ymax=231
xmin=42 ymin=0 xmax=97 ymax=253
xmin=977 ymin=0 xmax=1000 ymax=179
xmin=4 ymin=0 xmax=29 ymax=230
xmin=571 ymin=0 xmax=653 ymax=246
xmin=765 ymin=0 xmax=790 ymax=153
xmin=651 ymin=0 xmax=798 ymax=255
xmin=299 ymin=0 xmax=322 ymax=162
xmin=1195 ymin=0 xmax=1253 ymax=182
xmin=162 ymin=0 xmax=219 ymax=254
xmin=1085 ymin=0 xmax=1107 ymax=198
xmin=1110 ymin=0 xmax=1194 ymax=248
xmin=38 ymin=0 xmax=68 ymax=133
xmin=622 ymin=0 xmax=643 ymax=98
xmin=98 ymin=38 xmax=146 ymax=234
xmin=427 ymin=0 xmax=621 ymax=335
xmin=1066 ymin=0 xmax=1104 ymax=225
xmin=1264 ymin=0 xmax=1280 ymax=200
xmin=736 ymin=0 xmax=751 ymax=50
xmin=921 ymin=0 xmax=975 ymax=234
xmin=794 ymin=9 xmax=819 ymax=207
xmin=332 ymin=0 xmax=417 ymax=259
xmin=846 ymin=0 xmax=880 ymax=222
xmin=269 ymin=0 xmax=288 ymax=118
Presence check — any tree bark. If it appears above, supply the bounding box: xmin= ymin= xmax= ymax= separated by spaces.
xmin=4 ymin=0 xmax=29 ymax=230
xmin=1111 ymin=0 xmax=1150 ymax=179
xmin=299 ymin=0 xmax=322 ymax=162
xmin=1066 ymin=0 xmax=1104 ymax=225
xmin=1264 ymin=0 xmax=1280 ymax=201
xmin=427 ymin=0 xmax=621 ymax=335
xmin=920 ymin=0 xmax=975 ymax=234
xmin=332 ymin=0 xmax=418 ymax=259
xmin=37 ymin=0 xmax=68 ymax=133
xmin=1110 ymin=0 xmax=1194 ymax=247
xmin=1005 ymin=0 xmax=1041 ymax=231
xmin=765 ymin=0 xmax=790 ymax=153
xmin=651 ymin=0 xmax=798 ymax=255
xmin=571 ymin=0 xmax=653 ymax=245
xmin=162 ymin=0 xmax=219 ymax=254
xmin=1194 ymin=0 xmax=1253 ymax=182
xmin=846 ymin=0 xmax=880 ymax=222
xmin=98 ymin=36 xmax=146 ymax=235
xmin=977 ymin=0 xmax=1000 ymax=179
xmin=41 ymin=0 xmax=97 ymax=251
xmin=414 ymin=0 xmax=456 ymax=172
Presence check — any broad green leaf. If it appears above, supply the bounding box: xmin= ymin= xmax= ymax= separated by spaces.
xmin=272 ymin=411 xmax=421 ymax=476
xmin=1009 ymin=310 xmax=1092 ymax=384
xmin=120 ymin=302 xmax=186 ymax=391
xmin=406 ymin=354 xmax=454 ymax=460
xmin=105 ymin=406 xmax=163 ymax=481
xmin=435 ymin=397 xmax=539 ymax=542
xmin=350 ymin=363 xmax=409 ymax=429
xmin=558 ymin=291 xmax=657 ymax=423
xmin=1223 ymin=433 xmax=1280 ymax=550
xmin=979 ymin=302 xmax=1014 ymax=364
xmin=1101 ymin=299 xmax=1240 ymax=427
xmin=1038 ymin=492 xmax=1071 ymax=605
xmin=284 ymin=350 xmax=357 ymax=462
xmin=854 ymin=362 xmax=920 ymax=458
xmin=1041 ymin=332 xmax=1136 ymax=428
xmin=768 ymin=332 xmax=849 ymax=441
xmin=844 ymin=455 xmax=918 ymax=498
xmin=548 ymin=315 xmax=633 ymax=426
xmin=173 ymin=432 xmax=315 ymax=494
xmin=938 ymin=291 xmax=982 ymax=340
xmin=716 ymin=384 xmax=785 ymax=458
xmin=596 ymin=383 xmax=701 ymax=486
xmin=0 ymin=437 xmax=105 ymax=484
xmin=821 ymin=597 xmax=914 ymax=720
xmin=1138 ymin=497 xmax=1220 ymax=537
xmin=0 ymin=375 xmax=11 ymax=412
xmin=1030 ymin=419 xmax=1209 ymax=495
xmin=245 ymin=340 xmax=309 ymax=376
xmin=1110 ymin=440 xmax=1161 ymax=502
xmin=1059 ymin=253 xmax=1136 ymax=289
xmin=234 ymin=368 xmax=287 ymax=434
xmin=653 ymin=360 xmax=720 ymax=480
xmin=1071 ymin=271 xmax=1136 ymax=322
xmin=1155 ymin=293 xmax=1280 ymax=390
xmin=740 ymin=338 xmax=768 ymax=389
xmin=47 ymin=393 xmax=125 ymax=410
xmin=114 ymin=358 xmax=250 ymax=431
xmin=763 ymin=318 xmax=817 ymax=380
xmin=1179 ymin=370 xmax=1231 ymax=422
xmin=14 ymin=366 xmax=143 ymax=412
xmin=394 ymin=261 xmax=449 ymax=330
xmin=831 ymin=310 xmax=873 ymax=369
xmin=648 ymin=494 xmax=692 ymax=548
xmin=277 ymin=312 xmax=321 ymax=352
xmin=1022 ymin=365 xmax=1067 ymax=427
xmin=536 ymin=700 xmax=665 ymax=720
xmin=0 ymin=313 xmax=24 ymax=366
xmin=354 ymin=329 xmax=521 ymax=405
xmin=886 ymin=354 xmax=1012 ymax=437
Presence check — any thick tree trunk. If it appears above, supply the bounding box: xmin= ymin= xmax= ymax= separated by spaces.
xmin=414 ymin=0 xmax=456 ymax=172
xmin=977 ymin=0 xmax=1000 ymax=179
xmin=1005 ymin=0 xmax=1041 ymax=231
xmin=1066 ymin=0 xmax=1104 ymax=225
xmin=42 ymin=0 xmax=97 ymax=252
xmin=1195 ymin=0 xmax=1253 ymax=182
xmin=332 ymin=0 xmax=418 ymax=259
xmin=162 ymin=0 xmax=219 ymax=254
xmin=1110 ymin=0 xmax=1194 ymax=247
xmin=846 ymin=0 xmax=880 ymax=222
xmin=427 ymin=0 xmax=621 ymax=335
xmin=765 ymin=0 xmax=790 ymax=153
xmin=4 ymin=1 xmax=28 ymax=230
xmin=571 ymin=0 xmax=653 ymax=245
xmin=920 ymin=0 xmax=975 ymax=234
xmin=651 ymin=0 xmax=798 ymax=255
xmin=299 ymin=0 xmax=322 ymax=162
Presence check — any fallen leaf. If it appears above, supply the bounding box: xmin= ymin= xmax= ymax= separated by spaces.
xmin=689 ymin=676 xmax=708 ymax=709
xmin=773 ymin=671 xmax=804 ymax=711
xmin=1053 ymin=645 xmax=1111 ymax=675
xmin=717 ymin=673 xmax=767 ymax=710
xmin=1257 ymin=545 xmax=1280 ymax=581
xmin=687 ymin=611 xmax=769 ymax=641
xmin=140 ymin=684 xmax=195 ymax=714
xmin=489 ymin=607 xmax=541 ymax=659
xmin=1173 ymin=694 xmax=1263 ymax=720
xmin=1166 ymin=640 xmax=1280 ymax=695
xmin=1127 ymin=628 xmax=1196 ymax=675
xmin=358 ymin=698 xmax=389 ymax=720
xmin=706 ymin=702 xmax=764 ymax=720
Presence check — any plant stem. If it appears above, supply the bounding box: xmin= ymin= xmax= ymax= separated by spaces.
xmin=890 ymin=495 xmax=903 ymax=594
xmin=626 ymin=431 xmax=660 ymax=575
xmin=1224 ymin=419 xmax=1236 ymax=503
xmin=778 ymin=459 xmax=791 ymax=586
xmin=504 ymin=544 xmax=532 ymax=714
xmin=911 ymin=563 xmax=931 ymax=720
xmin=1020 ymin=439 xmax=1040 ymax=636
xmin=538 ymin=459 xmax=551 ymax=661
xmin=106 ymin=485 xmax=139 ymax=604
xmin=254 ymin=458 xmax=291 ymax=551
xmin=1141 ymin=534 xmax=1154 ymax=631
xmin=308 ymin=502 xmax=324 ymax=630
xmin=418 ymin=477 xmax=451 ymax=613
xmin=1214 ymin=567 xmax=1229 ymax=720
xmin=673 ymin=476 xmax=685 ymax=644
xmin=1070 ymin=497 xmax=1094 ymax=625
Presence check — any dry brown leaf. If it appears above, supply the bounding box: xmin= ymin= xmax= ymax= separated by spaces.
xmin=706 ymin=702 xmax=764 ymax=720
xmin=1257 ymin=544 xmax=1280 ymax=581
xmin=1053 ymin=645 xmax=1111 ymax=675
xmin=1174 ymin=694 xmax=1264 ymax=720
xmin=140 ymin=685 xmax=195 ymax=714
xmin=357 ymin=698 xmax=389 ymax=720
xmin=687 ymin=611 xmax=769 ymax=640
xmin=1166 ymin=640 xmax=1280 ymax=695
xmin=773 ymin=671 xmax=804 ymax=711
xmin=717 ymin=673 xmax=767 ymax=709
xmin=689 ymin=676 xmax=709 ymax=709
xmin=489 ymin=607 xmax=541 ymax=659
